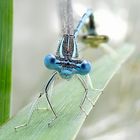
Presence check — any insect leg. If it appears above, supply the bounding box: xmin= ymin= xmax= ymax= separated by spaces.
xmin=44 ymin=72 xmax=58 ymax=125
xmin=14 ymin=72 xmax=57 ymax=131
xmin=85 ymin=74 xmax=104 ymax=93
xmin=77 ymin=75 xmax=94 ymax=116
xmin=15 ymin=93 xmax=44 ymax=131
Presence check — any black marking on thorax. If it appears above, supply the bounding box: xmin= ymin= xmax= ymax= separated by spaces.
xmin=56 ymin=56 xmax=82 ymax=68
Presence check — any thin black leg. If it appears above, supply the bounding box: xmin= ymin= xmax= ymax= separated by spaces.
xmin=45 ymin=72 xmax=58 ymax=125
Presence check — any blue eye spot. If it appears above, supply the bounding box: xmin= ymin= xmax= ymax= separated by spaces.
xmin=44 ymin=54 xmax=56 ymax=70
xmin=81 ymin=63 xmax=86 ymax=69
xmin=78 ymin=60 xmax=91 ymax=75
xmin=50 ymin=57 xmax=55 ymax=64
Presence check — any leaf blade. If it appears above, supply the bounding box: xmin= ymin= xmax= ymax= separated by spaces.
xmin=0 ymin=44 xmax=134 ymax=140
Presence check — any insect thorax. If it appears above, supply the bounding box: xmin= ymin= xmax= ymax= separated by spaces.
xmin=56 ymin=34 xmax=78 ymax=59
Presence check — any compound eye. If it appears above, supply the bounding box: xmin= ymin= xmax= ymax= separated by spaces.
xmin=79 ymin=60 xmax=91 ymax=75
xmin=81 ymin=63 xmax=86 ymax=69
xmin=49 ymin=56 xmax=55 ymax=64
xmin=44 ymin=54 xmax=56 ymax=69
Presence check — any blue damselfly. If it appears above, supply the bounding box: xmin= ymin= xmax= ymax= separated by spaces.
xmin=15 ymin=0 xmax=100 ymax=130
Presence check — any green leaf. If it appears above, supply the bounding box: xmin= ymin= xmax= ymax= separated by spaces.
xmin=0 ymin=44 xmax=134 ymax=140
xmin=0 ymin=0 xmax=13 ymax=125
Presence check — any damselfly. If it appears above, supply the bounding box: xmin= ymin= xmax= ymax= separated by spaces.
xmin=15 ymin=0 xmax=101 ymax=130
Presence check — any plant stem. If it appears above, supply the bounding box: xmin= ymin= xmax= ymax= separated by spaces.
xmin=0 ymin=0 xmax=13 ymax=125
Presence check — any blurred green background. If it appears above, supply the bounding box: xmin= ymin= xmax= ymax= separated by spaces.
xmin=12 ymin=0 xmax=140 ymax=139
